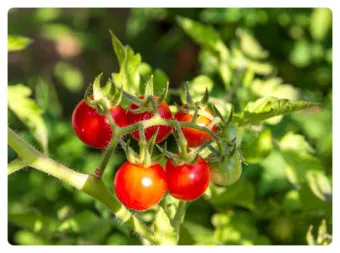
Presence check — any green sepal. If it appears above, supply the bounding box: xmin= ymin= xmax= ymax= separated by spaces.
xmin=144 ymin=75 xmax=154 ymax=99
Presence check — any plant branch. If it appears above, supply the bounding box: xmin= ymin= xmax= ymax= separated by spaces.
xmin=8 ymin=158 xmax=29 ymax=175
xmin=8 ymin=127 xmax=158 ymax=244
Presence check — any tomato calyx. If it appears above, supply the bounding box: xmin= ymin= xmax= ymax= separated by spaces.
xmin=120 ymin=125 xmax=166 ymax=168
xmin=124 ymin=75 xmax=169 ymax=114
xmin=84 ymin=73 xmax=123 ymax=114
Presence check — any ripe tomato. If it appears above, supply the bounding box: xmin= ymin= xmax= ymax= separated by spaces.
xmin=114 ymin=161 xmax=167 ymax=211
xmin=72 ymin=99 xmax=127 ymax=148
xmin=126 ymin=97 xmax=172 ymax=143
xmin=165 ymin=156 xmax=210 ymax=201
xmin=174 ymin=105 xmax=217 ymax=148
xmin=208 ymin=155 xmax=242 ymax=186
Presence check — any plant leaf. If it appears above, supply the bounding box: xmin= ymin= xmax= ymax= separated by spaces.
xmin=8 ymin=84 xmax=49 ymax=153
xmin=176 ymin=16 xmax=229 ymax=60
xmin=109 ymin=30 xmax=126 ymax=67
xmin=8 ymin=35 xmax=32 ymax=52
xmin=305 ymin=170 xmax=332 ymax=202
xmin=242 ymin=97 xmax=317 ymax=123
xmin=310 ymin=8 xmax=332 ymax=41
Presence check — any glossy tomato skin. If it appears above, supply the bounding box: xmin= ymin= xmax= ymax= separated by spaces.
xmin=174 ymin=105 xmax=217 ymax=148
xmin=126 ymin=97 xmax=172 ymax=143
xmin=114 ymin=161 xmax=167 ymax=211
xmin=72 ymin=99 xmax=128 ymax=148
xmin=165 ymin=156 xmax=210 ymax=201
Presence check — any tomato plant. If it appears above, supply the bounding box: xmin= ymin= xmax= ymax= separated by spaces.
xmin=8 ymin=8 xmax=331 ymax=247
xmin=114 ymin=161 xmax=166 ymax=211
xmin=165 ymin=156 xmax=210 ymax=201
xmin=72 ymin=99 xmax=127 ymax=148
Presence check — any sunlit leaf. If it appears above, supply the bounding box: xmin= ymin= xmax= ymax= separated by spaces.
xmin=54 ymin=62 xmax=83 ymax=93
xmin=283 ymin=190 xmax=301 ymax=212
xmin=251 ymin=78 xmax=299 ymax=100
xmin=176 ymin=16 xmax=230 ymax=60
xmin=242 ymin=97 xmax=317 ymax=123
xmin=305 ymin=170 xmax=332 ymax=202
xmin=237 ymin=29 xmax=269 ymax=59
xmin=112 ymin=46 xmax=141 ymax=94
xmin=289 ymin=40 xmax=311 ymax=67
xmin=8 ymin=35 xmax=32 ymax=52
xmin=310 ymin=8 xmax=332 ymax=41
xmin=8 ymin=84 xmax=48 ymax=153
xmin=14 ymin=230 xmax=50 ymax=245
xmin=279 ymin=132 xmax=324 ymax=186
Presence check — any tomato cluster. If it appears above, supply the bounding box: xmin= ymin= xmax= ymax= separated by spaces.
xmin=72 ymin=95 xmax=238 ymax=211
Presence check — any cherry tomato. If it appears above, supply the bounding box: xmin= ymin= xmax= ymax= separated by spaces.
xmin=114 ymin=161 xmax=167 ymax=211
xmin=126 ymin=97 xmax=172 ymax=143
xmin=72 ymin=99 xmax=128 ymax=148
xmin=174 ymin=105 xmax=217 ymax=148
xmin=208 ymin=155 xmax=242 ymax=186
xmin=165 ymin=156 xmax=210 ymax=201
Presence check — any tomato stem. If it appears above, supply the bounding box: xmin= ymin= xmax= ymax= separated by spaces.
xmin=171 ymin=201 xmax=187 ymax=237
xmin=8 ymin=127 xmax=159 ymax=245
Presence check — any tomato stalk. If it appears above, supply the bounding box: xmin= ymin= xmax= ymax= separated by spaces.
xmin=8 ymin=127 xmax=159 ymax=245
xmin=95 ymin=103 xmax=120 ymax=178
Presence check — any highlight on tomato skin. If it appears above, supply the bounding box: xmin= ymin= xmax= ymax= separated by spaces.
xmin=165 ymin=156 xmax=210 ymax=201
xmin=174 ymin=104 xmax=217 ymax=148
xmin=126 ymin=96 xmax=173 ymax=143
xmin=114 ymin=161 xmax=167 ymax=211
xmin=72 ymin=99 xmax=128 ymax=149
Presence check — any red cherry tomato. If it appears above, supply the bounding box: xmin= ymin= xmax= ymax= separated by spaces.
xmin=114 ymin=161 xmax=167 ymax=211
xmin=126 ymin=97 xmax=172 ymax=143
xmin=72 ymin=99 xmax=127 ymax=148
xmin=174 ymin=105 xmax=217 ymax=148
xmin=165 ymin=156 xmax=210 ymax=201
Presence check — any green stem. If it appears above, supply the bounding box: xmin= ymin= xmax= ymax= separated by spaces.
xmin=172 ymin=201 xmax=187 ymax=235
xmin=8 ymin=158 xmax=29 ymax=175
xmin=8 ymin=128 xmax=158 ymax=244
xmin=96 ymin=107 xmax=119 ymax=178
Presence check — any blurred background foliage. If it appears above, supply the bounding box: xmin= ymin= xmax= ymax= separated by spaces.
xmin=8 ymin=8 xmax=332 ymax=245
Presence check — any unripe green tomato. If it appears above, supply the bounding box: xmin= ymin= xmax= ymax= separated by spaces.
xmin=208 ymin=155 xmax=242 ymax=186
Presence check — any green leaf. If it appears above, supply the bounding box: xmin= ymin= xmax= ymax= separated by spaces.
xmin=14 ymin=230 xmax=50 ymax=245
xmin=112 ymin=46 xmax=141 ymax=94
xmin=289 ymin=40 xmax=312 ymax=68
xmin=211 ymin=211 xmax=259 ymax=245
xmin=176 ymin=16 xmax=230 ymax=59
xmin=242 ymin=97 xmax=317 ymax=123
xmin=8 ymin=35 xmax=32 ymax=52
xmin=241 ymin=128 xmax=273 ymax=164
xmin=109 ymin=30 xmax=126 ymax=67
xmin=278 ymin=132 xmax=324 ymax=186
xmin=208 ymin=178 xmax=255 ymax=210
xmin=181 ymin=221 xmax=214 ymax=245
xmin=237 ymin=29 xmax=269 ymax=60
xmin=54 ymin=62 xmax=83 ymax=93
xmin=283 ymin=190 xmax=301 ymax=212
xmin=250 ymin=78 xmax=300 ymax=101
xmin=306 ymin=225 xmax=315 ymax=245
xmin=58 ymin=210 xmax=112 ymax=243
xmin=9 ymin=211 xmax=58 ymax=234
xmin=310 ymin=8 xmax=332 ymax=41
xmin=258 ymin=151 xmax=291 ymax=196
xmin=305 ymin=170 xmax=332 ymax=202
xmin=8 ymin=84 xmax=49 ymax=153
